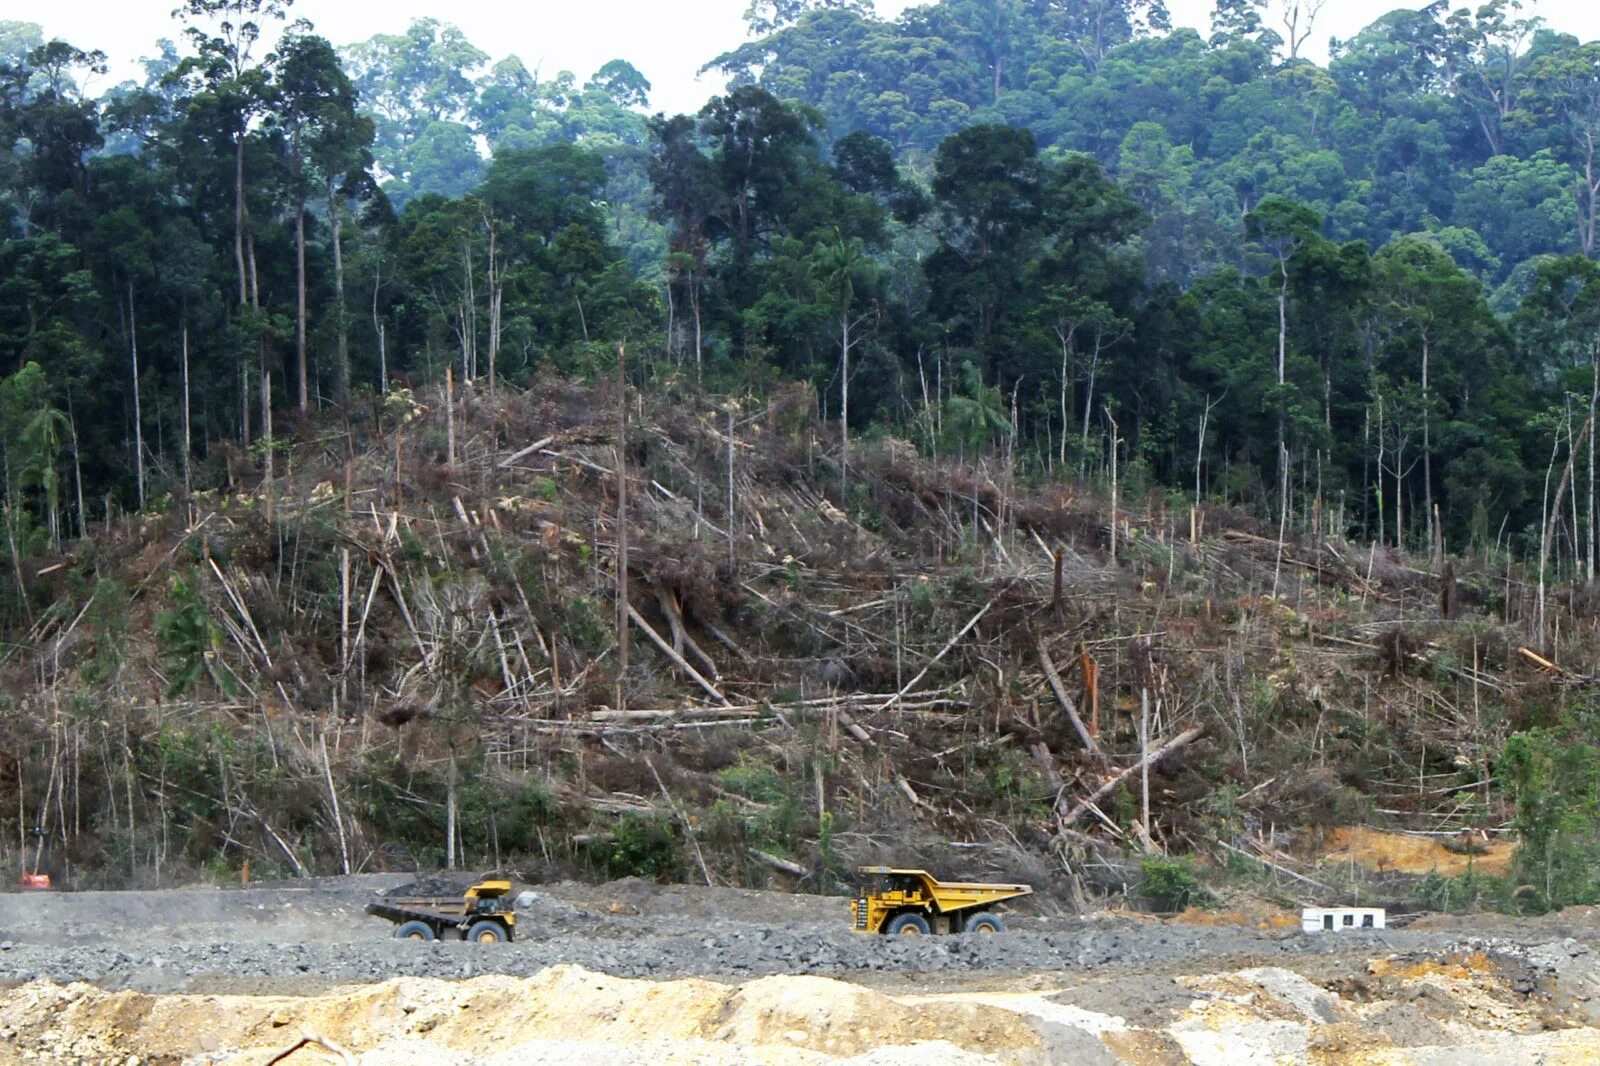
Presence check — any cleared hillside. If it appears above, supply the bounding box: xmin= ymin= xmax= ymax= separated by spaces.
xmin=0 ymin=373 xmax=1579 ymax=910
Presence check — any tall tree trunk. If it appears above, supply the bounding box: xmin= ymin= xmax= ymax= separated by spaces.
xmin=181 ymin=314 xmax=192 ymax=497
xmin=1374 ymin=397 xmax=1385 ymax=546
xmin=1421 ymin=330 xmax=1434 ymax=559
xmin=445 ymin=365 xmax=456 ymax=469
xmin=462 ymin=243 xmax=477 ymax=380
xmin=1059 ymin=337 xmax=1070 ymax=470
xmin=1584 ymin=136 xmax=1600 ymax=258
xmin=726 ymin=406 xmax=736 ymax=581
xmin=240 ymin=358 xmax=250 ymax=447
xmin=328 ymin=177 xmax=349 ymax=407
xmin=1395 ymin=441 xmax=1405 ymax=551
xmin=233 ymin=134 xmax=248 ymax=306
xmin=1590 ymin=356 xmax=1598 ymax=581
xmin=68 ymin=405 xmax=85 ymax=540
xmin=372 ymin=256 xmax=387 ymax=393
xmin=1106 ymin=407 xmax=1120 ymax=564
xmin=615 ymin=344 xmax=629 ymax=712
xmin=1276 ymin=262 xmax=1289 ymax=527
xmin=486 ymin=222 xmax=499 ymax=397
xmin=664 ymin=281 xmax=676 ymax=366
xmin=1079 ymin=349 xmax=1100 ymax=477
xmin=128 ymin=281 xmax=145 ymax=511
xmin=295 ymin=196 xmax=308 ymax=413
xmin=1539 ymin=411 xmax=1592 ymax=640
xmin=691 ymin=274 xmax=703 ymax=385
xmin=247 ymin=227 xmax=260 ymax=310
xmin=445 ymin=755 xmax=457 ymax=870
xmin=233 ymin=131 xmax=251 ymax=451
xmin=839 ymin=311 xmax=850 ymax=501
xmin=261 ymin=367 xmax=274 ymax=525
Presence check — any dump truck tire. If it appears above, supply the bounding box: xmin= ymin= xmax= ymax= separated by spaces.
xmin=394 ymin=920 xmax=435 ymax=941
xmin=465 ymin=920 xmax=507 ymax=944
xmin=886 ymin=913 xmax=930 ymax=936
xmin=964 ymin=913 xmax=1005 ymax=934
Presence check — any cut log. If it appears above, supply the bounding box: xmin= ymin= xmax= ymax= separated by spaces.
xmin=1057 ymin=725 xmax=1204 ymax=828
xmin=626 ymin=602 xmax=731 ymax=705
xmin=748 ymin=847 xmax=808 ymax=877
xmin=651 ymin=578 xmax=720 ymax=678
xmin=1037 ymin=636 xmax=1102 ymax=758
xmin=1518 ymin=646 xmax=1564 ymax=674
xmin=590 ymin=706 xmax=761 ymax=723
xmin=834 ymin=708 xmax=877 ymax=746
xmin=880 ymin=591 xmax=1003 ymax=712
xmin=498 ymin=435 xmax=554 ymax=468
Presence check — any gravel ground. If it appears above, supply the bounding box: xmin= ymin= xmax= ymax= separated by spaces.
xmin=2 ymin=875 xmax=1595 ymax=995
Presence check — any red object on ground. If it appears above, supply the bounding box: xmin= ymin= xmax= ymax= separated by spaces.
xmin=18 ymin=873 xmax=51 ymax=890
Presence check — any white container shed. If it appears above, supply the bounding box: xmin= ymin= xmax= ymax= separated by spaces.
xmin=1301 ymin=907 xmax=1386 ymax=933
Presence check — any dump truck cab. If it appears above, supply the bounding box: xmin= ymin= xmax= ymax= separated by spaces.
xmin=851 ymin=866 xmax=1032 ymax=935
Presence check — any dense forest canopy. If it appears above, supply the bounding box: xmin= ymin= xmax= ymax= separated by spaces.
xmin=4 ymin=0 xmax=1600 ymax=578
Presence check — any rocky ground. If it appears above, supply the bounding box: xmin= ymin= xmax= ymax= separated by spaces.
xmin=4 ymin=876 xmax=1600 ymax=1062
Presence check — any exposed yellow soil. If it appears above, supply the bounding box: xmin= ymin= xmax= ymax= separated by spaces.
xmin=1170 ymin=905 xmax=1301 ymax=931
xmin=1368 ymin=951 xmax=1498 ymax=981
xmin=1320 ymin=826 xmax=1516 ymax=876
xmin=7 ymin=946 xmax=1600 ymax=1064
xmin=0 ymin=966 xmax=1043 ymax=1064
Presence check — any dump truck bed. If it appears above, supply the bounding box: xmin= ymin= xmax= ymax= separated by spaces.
xmin=365 ymin=898 xmax=475 ymax=924
xmin=857 ymin=866 xmax=1033 ymax=910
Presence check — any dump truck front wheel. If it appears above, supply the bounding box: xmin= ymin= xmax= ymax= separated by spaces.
xmin=465 ymin=920 xmax=508 ymax=944
xmin=886 ymin=913 xmax=931 ymax=936
xmin=394 ymin=920 xmax=436 ymax=941
xmin=964 ymin=913 xmax=1005 ymax=934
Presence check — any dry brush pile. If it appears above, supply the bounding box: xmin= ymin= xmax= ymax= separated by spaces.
xmin=0 ymin=372 xmax=1590 ymax=908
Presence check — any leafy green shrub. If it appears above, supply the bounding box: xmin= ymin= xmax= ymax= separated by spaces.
xmin=559 ymin=595 xmax=608 ymax=652
xmin=1412 ymin=866 xmax=1516 ymax=914
xmin=82 ymin=579 xmax=129 ymax=685
xmin=456 ymin=774 xmax=558 ymax=855
xmin=1139 ymin=856 xmax=1212 ymax=912
xmin=588 ymin=813 xmax=680 ymax=880
xmin=1503 ymin=713 xmax=1600 ymax=910
xmin=719 ymin=759 xmax=787 ymax=805
xmin=155 ymin=572 xmax=228 ymax=696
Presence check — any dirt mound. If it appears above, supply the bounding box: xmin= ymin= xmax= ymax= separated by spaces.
xmin=708 ymin=974 xmax=1040 ymax=1058
xmin=1318 ymin=826 xmax=1516 ymax=876
xmin=9 ymin=941 xmax=1600 ymax=1063
xmin=1048 ymin=974 xmax=1204 ymax=1027
xmin=0 ymin=965 xmax=1042 ymax=1064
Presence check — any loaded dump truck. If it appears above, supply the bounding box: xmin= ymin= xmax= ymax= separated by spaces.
xmin=367 ymin=878 xmax=517 ymax=942
xmin=851 ymin=866 xmax=1032 ymax=934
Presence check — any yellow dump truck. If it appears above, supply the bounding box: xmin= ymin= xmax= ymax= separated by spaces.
xmin=850 ymin=866 xmax=1032 ymax=935
xmin=366 ymin=878 xmax=517 ymax=942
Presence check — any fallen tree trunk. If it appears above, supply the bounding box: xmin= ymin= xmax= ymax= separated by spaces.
xmin=1037 ymin=636 xmax=1102 ymax=759
xmin=498 ymin=436 xmax=554 ymax=468
xmin=748 ymin=847 xmax=808 ymax=877
xmin=1057 ymin=725 xmax=1204 ymax=829
xmin=589 ymin=706 xmax=761 ymax=723
xmin=626 ymin=601 xmax=731 ymax=706
xmin=878 ymin=591 xmax=1004 ymax=712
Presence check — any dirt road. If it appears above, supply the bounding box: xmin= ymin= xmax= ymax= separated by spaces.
xmin=3 ymin=877 xmax=1600 ymax=1062
xmin=0 ymin=874 xmax=1537 ymax=992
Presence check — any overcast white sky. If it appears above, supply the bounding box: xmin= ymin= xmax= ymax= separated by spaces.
xmin=18 ymin=0 xmax=1600 ymax=116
